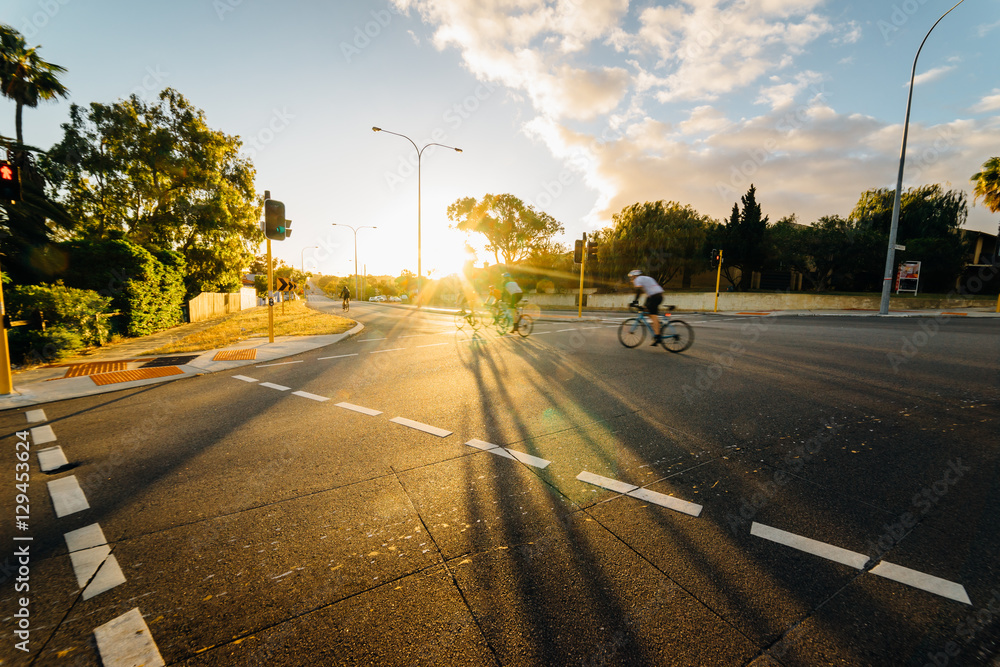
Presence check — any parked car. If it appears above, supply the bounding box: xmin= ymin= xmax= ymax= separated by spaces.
xmin=368 ymin=295 xmax=386 ymax=302
xmin=399 ymin=295 xmax=408 ymax=301
xmin=388 ymin=296 xmax=402 ymax=302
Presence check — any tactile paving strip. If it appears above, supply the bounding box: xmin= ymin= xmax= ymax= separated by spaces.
xmin=213 ymin=349 xmax=258 ymax=361
xmin=62 ymin=361 xmax=134 ymax=378
xmin=89 ymin=367 xmax=184 ymax=386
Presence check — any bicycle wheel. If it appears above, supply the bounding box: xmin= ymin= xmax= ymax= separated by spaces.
xmin=455 ymin=311 xmax=469 ymax=330
xmin=660 ymin=319 xmax=694 ymax=353
xmin=617 ymin=318 xmax=645 ymax=348
xmin=495 ymin=310 xmax=513 ymax=335
xmin=516 ymin=314 xmax=533 ymax=337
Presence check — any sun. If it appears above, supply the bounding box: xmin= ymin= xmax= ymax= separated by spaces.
xmin=422 ymin=225 xmax=478 ymax=278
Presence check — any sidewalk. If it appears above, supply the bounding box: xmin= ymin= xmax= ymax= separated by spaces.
xmin=1 ymin=309 xmax=363 ymax=411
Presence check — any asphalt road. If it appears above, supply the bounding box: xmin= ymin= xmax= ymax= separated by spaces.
xmin=2 ymin=296 xmax=999 ymax=666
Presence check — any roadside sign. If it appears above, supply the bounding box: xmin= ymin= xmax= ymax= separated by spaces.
xmin=276 ymin=277 xmax=296 ymax=292
xmin=896 ymin=261 xmax=920 ymax=295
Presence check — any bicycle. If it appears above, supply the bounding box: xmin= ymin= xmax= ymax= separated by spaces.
xmin=494 ymin=301 xmax=533 ymax=337
xmin=618 ymin=305 xmax=693 ymax=352
xmin=342 ymin=297 xmax=350 ymax=313
xmin=455 ymin=305 xmax=482 ymax=331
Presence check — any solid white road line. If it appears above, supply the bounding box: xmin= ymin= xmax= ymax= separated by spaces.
xmin=259 ymin=382 xmax=291 ymax=391
xmin=25 ymin=409 xmax=47 ymax=423
xmin=870 ymin=561 xmax=971 ymax=605
xmin=30 ymin=425 xmax=57 ymax=445
xmin=369 ymin=348 xmax=405 ymax=353
xmin=256 ymin=361 xmax=304 ymax=367
xmin=464 ymin=439 xmax=551 ymax=468
xmin=94 ymin=608 xmax=165 ymax=667
xmin=335 ymin=402 xmax=383 ymax=416
xmin=390 ymin=417 xmax=452 ymax=438
xmin=292 ymin=391 xmax=329 ymax=402
xmin=47 ymin=476 xmax=90 ymax=517
xmin=232 ymin=375 xmax=258 ymax=382
xmin=576 ymin=471 xmax=702 ymax=516
xmin=318 ymin=353 xmax=359 ymax=360
xmin=37 ymin=446 xmax=69 ymax=473
xmin=750 ymin=522 xmax=869 ymax=570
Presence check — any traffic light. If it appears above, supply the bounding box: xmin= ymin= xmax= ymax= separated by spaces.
xmin=710 ymin=248 xmax=721 ymax=268
xmin=0 ymin=161 xmax=20 ymax=204
xmin=264 ymin=199 xmax=290 ymax=240
xmin=574 ymin=239 xmax=583 ymax=264
xmin=586 ymin=241 xmax=598 ymax=262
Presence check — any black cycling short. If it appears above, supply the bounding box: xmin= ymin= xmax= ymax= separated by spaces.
xmin=509 ymin=292 xmax=523 ymax=308
xmin=644 ymin=293 xmax=662 ymax=315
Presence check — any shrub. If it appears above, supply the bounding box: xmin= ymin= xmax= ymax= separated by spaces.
xmin=9 ymin=326 xmax=85 ymax=365
xmin=8 ymin=282 xmax=113 ymax=346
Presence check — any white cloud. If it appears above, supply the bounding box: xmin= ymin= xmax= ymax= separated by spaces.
xmin=911 ymin=66 xmax=955 ymax=87
xmin=971 ymin=89 xmax=1000 ymax=114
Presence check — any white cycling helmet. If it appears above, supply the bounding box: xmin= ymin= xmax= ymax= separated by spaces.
xmin=628 ymin=269 xmax=642 ymax=278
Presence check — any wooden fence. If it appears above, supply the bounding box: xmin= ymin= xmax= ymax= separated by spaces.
xmin=187 ymin=288 xmax=258 ymax=322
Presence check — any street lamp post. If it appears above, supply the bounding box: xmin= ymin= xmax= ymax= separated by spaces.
xmin=878 ymin=0 xmax=966 ymax=315
xmin=372 ymin=126 xmax=462 ymax=303
xmin=331 ymin=224 xmax=376 ymax=300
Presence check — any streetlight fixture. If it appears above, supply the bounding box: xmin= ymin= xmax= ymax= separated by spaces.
xmin=372 ymin=126 xmax=462 ymax=303
xmin=331 ymin=223 xmax=376 ymax=300
xmin=878 ymin=0 xmax=966 ymax=315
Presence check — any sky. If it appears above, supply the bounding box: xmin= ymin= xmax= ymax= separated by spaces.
xmin=3 ymin=0 xmax=999 ymax=278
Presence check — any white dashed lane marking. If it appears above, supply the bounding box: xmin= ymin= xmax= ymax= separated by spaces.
xmin=259 ymin=382 xmax=291 ymax=391
xmin=94 ymin=608 xmax=165 ymax=667
xmin=577 ymin=471 xmax=703 ymax=517
xmin=751 ymin=522 xmax=869 ymax=570
xmin=232 ymin=375 xmax=258 ymax=382
xmin=750 ymin=522 xmax=971 ymax=604
xmin=369 ymin=348 xmax=405 ymax=354
xmin=64 ymin=524 xmax=126 ymax=599
xmin=292 ymin=391 xmax=329 ymax=402
xmin=47 ymin=476 xmax=90 ymax=518
xmin=335 ymin=402 xmax=383 ymax=416
xmin=318 ymin=353 xmax=359 ymax=360
xmin=37 ymin=446 xmax=69 ymax=473
xmin=465 ymin=439 xmax=551 ymax=469
xmin=26 ymin=409 xmax=47 ymax=423
xmin=256 ymin=361 xmax=303 ymax=368
xmin=869 ymin=561 xmax=971 ymax=605
xmin=31 ymin=424 xmax=57 ymax=445
xmin=389 ymin=417 xmax=452 ymax=438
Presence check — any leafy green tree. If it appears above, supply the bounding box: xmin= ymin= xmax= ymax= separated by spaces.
xmin=602 ymin=201 xmax=713 ymax=289
xmin=447 ymin=193 xmax=564 ymax=266
xmin=971 ymin=157 xmax=1000 ymax=214
xmin=720 ymin=185 xmax=769 ymax=290
xmin=48 ymin=89 xmax=261 ymax=295
xmin=849 ymin=185 xmax=968 ymax=292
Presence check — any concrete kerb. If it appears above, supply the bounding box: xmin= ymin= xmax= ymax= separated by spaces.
xmin=0 ymin=322 xmax=366 ymax=410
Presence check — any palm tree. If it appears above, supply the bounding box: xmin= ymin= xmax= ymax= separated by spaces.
xmin=970 ymin=157 xmax=1000 ymax=214
xmin=0 ymin=24 xmax=69 ymax=148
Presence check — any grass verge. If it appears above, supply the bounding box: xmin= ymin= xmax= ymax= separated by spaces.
xmin=148 ymin=301 xmax=355 ymax=354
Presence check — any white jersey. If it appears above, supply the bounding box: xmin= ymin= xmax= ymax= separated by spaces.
xmin=632 ymin=275 xmax=663 ymax=296
xmin=504 ymin=280 xmax=523 ymax=295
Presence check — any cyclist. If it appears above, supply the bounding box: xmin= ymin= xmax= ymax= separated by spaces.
xmin=502 ymin=272 xmax=523 ymax=332
xmin=629 ymin=269 xmax=663 ymax=345
xmin=340 ymin=285 xmax=351 ymax=311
